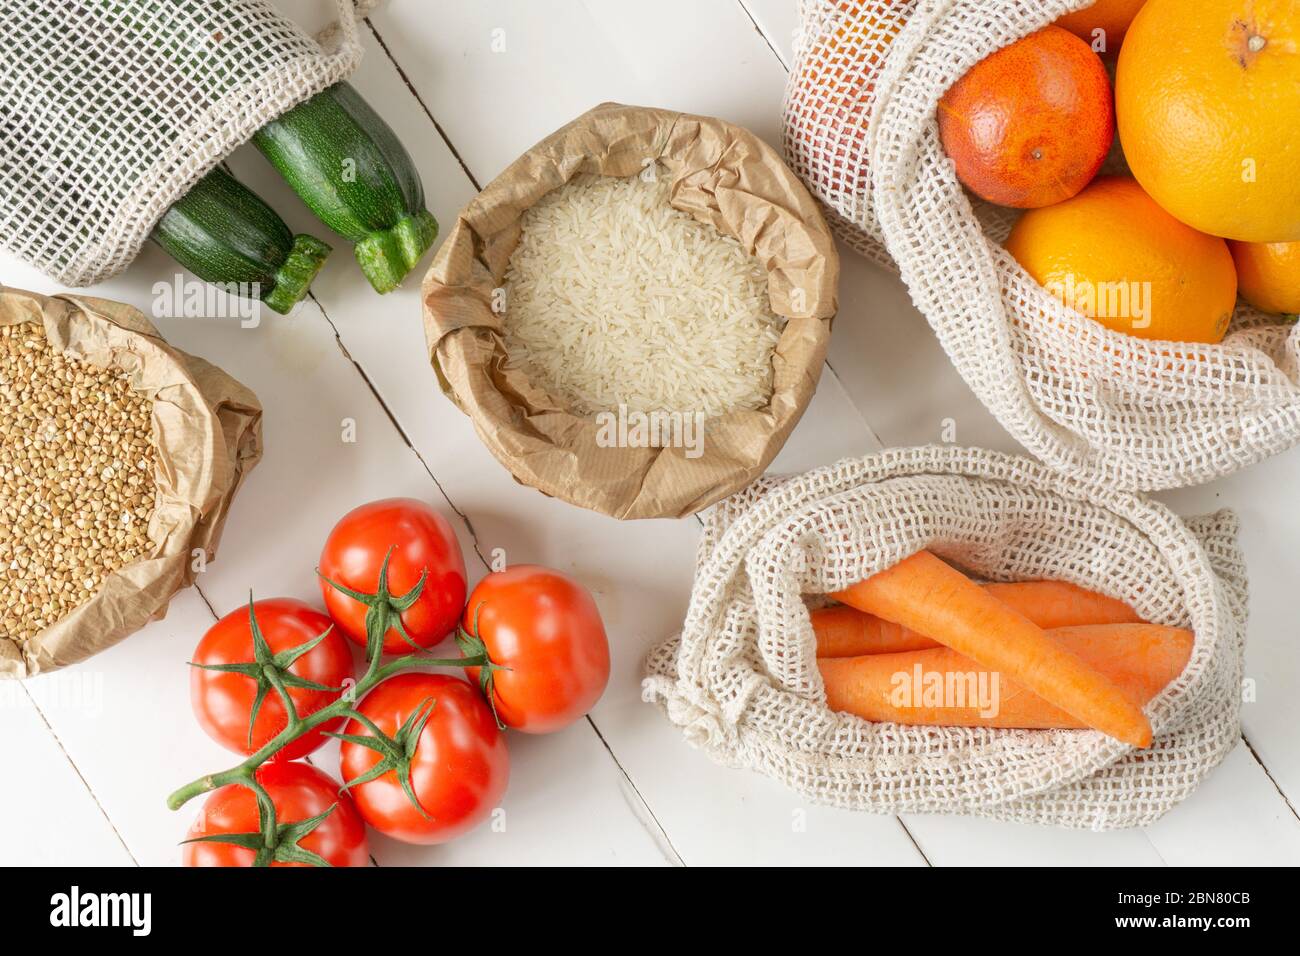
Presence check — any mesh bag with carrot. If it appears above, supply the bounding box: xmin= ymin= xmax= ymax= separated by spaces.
xmin=784 ymin=0 xmax=1300 ymax=491
xmin=642 ymin=447 xmax=1246 ymax=828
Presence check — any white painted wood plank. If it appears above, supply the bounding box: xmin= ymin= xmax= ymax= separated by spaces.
xmin=723 ymin=0 xmax=1300 ymax=860
xmin=372 ymin=718 xmax=675 ymax=865
xmin=828 ymin=257 xmax=1014 ymax=453
xmin=259 ymin=0 xmax=927 ymax=865
xmin=3 ymin=217 xmax=668 ymax=867
xmin=738 ymin=0 xmax=799 ymax=67
xmin=341 ymin=0 xmax=1288 ymax=866
xmin=1144 ymin=742 xmax=1300 ymax=866
xmin=906 ymin=740 xmax=1300 ymax=866
xmin=903 ymin=815 xmax=1163 ymax=867
xmin=20 ymin=592 xmax=231 ymax=866
xmin=0 ymin=680 xmax=134 ymax=865
xmin=363 ymin=0 xmax=791 ymax=177
xmin=1159 ymin=456 xmax=1300 ymax=812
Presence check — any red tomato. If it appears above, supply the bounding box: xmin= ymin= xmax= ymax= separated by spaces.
xmin=338 ymin=673 xmax=509 ymax=845
xmin=319 ymin=498 xmax=467 ymax=655
xmin=183 ymin=762 xmax=369 ymax=867
xmin=462 ymin=565 xmax=610 ymax=734
xmin=190 ymin=598 xmax=353 ymax=761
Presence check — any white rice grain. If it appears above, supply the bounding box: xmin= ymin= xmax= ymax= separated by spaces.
xmin=502 ymin=170 xmax=783 ymax=418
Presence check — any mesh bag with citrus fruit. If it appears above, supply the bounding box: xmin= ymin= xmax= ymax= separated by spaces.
xmin=785 ymin=0 xmax=1300 ymax=490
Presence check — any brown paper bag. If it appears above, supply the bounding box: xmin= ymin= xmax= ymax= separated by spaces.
xmin=422 ymin=103 xmax=839 ymax=520
xmin=0 ymin=288 xmax=263 ymax=677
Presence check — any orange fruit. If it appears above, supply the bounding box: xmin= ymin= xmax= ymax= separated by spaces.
xmin=789 ymin=3 xmax=908 ymax=193
xmin=797 ymin=3 xmax=905 ymax=106
xmin=1004 ymin=176 xmax=1238 ymax=343
xmin=1116 ymin=0 xmax=1300 ymax=242
xmin=1228 ymin=241 xmax=1300 ymax=315
xmin=938 ymin=26 xmax=1114 ymax=208
xmin=1055 ymin=0 xmax=1147 ymax=56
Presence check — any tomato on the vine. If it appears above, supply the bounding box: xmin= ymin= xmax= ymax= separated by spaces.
xmin=459 ymin=565 xmax=610 ymax=734
xmin=318 ymin=498 xmax=467 ymax=655
xmin=338 ymin=673 xmax=508 ymax=845
xmin=190 ymin=598 xmax=353 ymax=761
xmin=183 ymin=762 xmax=369 ymax=867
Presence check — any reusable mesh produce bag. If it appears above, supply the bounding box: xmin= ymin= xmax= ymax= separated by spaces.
xmin=643 ymin=447 xmax=1246 ymax=829
xmin=0 ymin=0 xmax=364 ymax=286
xmin=783 ymin=0 xmax=1300 ymax=491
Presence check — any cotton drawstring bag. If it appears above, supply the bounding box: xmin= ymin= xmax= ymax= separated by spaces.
xmin=0 ymin=0 xmax=365 ymax=286
xmin=783 ymin=0 xmax=1300 ymax=491
xmin=643 ymin=447 xmax=1246 ymax=828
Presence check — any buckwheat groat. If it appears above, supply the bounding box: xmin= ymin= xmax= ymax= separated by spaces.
xmin=0 ymin=323 xmax=156 ymax=644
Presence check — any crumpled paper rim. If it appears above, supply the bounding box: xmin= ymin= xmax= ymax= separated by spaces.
xmin=0 ymin=288 xmax=263 ymax=677
xmin=422 ymin=102 xmax=839 ymax=520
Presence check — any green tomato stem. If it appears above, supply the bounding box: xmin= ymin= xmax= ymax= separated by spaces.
xmin=165 ymin=651 xmax=490 ymax=812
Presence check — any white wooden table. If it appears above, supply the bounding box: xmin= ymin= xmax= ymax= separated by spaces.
xmin=4 ymin=0 xmax=1299 ymax=867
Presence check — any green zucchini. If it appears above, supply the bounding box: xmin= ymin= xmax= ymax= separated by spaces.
xmin=252 ymin=82 xmax=438 ymax=294
xmin=152 ymin=167 xmax=331 ymax=315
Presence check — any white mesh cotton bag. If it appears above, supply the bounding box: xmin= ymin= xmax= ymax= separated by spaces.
xmin=643 ymin=447 xmax=1246 ymax=829
xmin=783 ymin=0 xmax=1300 ymax=491
xmin=0 ymin=0 xmax=364 ymax=286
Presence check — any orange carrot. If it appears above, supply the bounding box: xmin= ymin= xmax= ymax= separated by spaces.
xmin=984 ymin=580 xmax=1141 ymax=629
xmin=832 ymin=551 xmax=1154 ymax=747
xmin=813 ymin=580 xmax=1141 ymax=657
xmin=819 ymin=623 xmax=1192 ymax=731
xmin=809 ymin=605 xmax=939 ymax=656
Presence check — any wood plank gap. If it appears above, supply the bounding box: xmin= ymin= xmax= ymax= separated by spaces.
xmin=364 ymin=17 xmax=484 ymax=191
xmin=823 ymin=362 xmax=887 ymax=449
xmin=20 ymin=681 xmax=139 ymax=866
xmin=584 ymin=715 xmax=686 ymax=866
xmin=191 ymin=581 xmax=222 ymax=621
xmin=308 ymin=291 xmax=490 ymax=571
xmin=1241 ymin=730 xmax=1300 ymax=824
xmin=1142 ymin=831 xmax=1171 ymax=866
xmin=735 ymin=0 xmax=792 ymax=69
xmin=895 ymin=816 xmax=933 ymax=865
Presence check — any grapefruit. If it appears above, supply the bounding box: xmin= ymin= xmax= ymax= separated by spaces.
xmin=1116 ymin=0 xmax=1300 ymax=242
